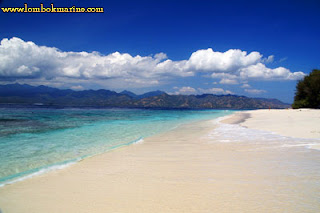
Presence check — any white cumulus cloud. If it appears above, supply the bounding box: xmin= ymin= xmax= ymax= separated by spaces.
xmin=0 ymin=37 xmax=306 ymax=90
xmin=244 ymin=88 xmax=266 ymax=94
xmin=241 ymin=83 xmax=251 ymax=88
xmin=174 ymin=86 xmax=197 ymax=95
xmin=173 ymin=86 xmax=233 ymax=95
xmin=198 ymin=87 xmax=233 ymax=95
xmin=0 ymin=37 xmax=191 ymax=85
xmin=186 ymin=48 xmax=262 ymax=72
xmin=239 ymin=63 xmax=305 ymax=80
xmin=219 ymin=78 xmax=238 ymax=85
xmin=261 ymin=55 xmax=274 ymax=63
xmin=70 ymin=85 xmax=84 ymax=90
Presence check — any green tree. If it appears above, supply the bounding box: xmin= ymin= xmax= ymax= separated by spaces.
xmin=292 ymin=69 xmax=320 ymax=109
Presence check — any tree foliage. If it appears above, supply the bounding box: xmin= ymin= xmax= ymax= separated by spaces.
xmin=292 ymin=69 xmax=320 ymax=109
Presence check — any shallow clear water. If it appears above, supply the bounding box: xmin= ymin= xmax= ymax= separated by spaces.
xmin=0 ymin=107 xmax=233 ymax=186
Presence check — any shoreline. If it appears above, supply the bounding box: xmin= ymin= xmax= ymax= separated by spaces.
xmin=1 ymin=110 xmax=320 ymax=212
xmin=220 ymin=111 xmax=251 ymax=124
xmin=0 ymin=117 xmax=220 ymax=188
xmin=0 ymin=136 xmax=146 ymax=188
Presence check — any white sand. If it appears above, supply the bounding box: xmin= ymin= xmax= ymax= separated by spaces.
xmin=0 ymin=110 xmax=320 ymax=213
xmin=240 ymin=109 xmax=320 ymax=139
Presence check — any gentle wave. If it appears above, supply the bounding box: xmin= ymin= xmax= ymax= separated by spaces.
xmin=0 ymin=158 xmax=80 ymax=187
xmin=0 ymin=136 xmax=147 ymax=188
xmin=132 ymin=138 xmax=144 ymax=145
xmin=0 ymin=108 xmax=234 ymax=187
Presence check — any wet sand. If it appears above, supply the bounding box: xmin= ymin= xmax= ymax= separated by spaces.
xmin=0 ymin=110 xmax=320 ymax=213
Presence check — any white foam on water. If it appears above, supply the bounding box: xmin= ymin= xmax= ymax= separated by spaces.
xmin=0 ymin=159 xmax=79 ymax=188
xmin=132 ymin=138 xmax=144 ymax=145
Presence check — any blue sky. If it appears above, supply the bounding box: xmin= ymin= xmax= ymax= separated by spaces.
xmin=0 ymin=0 xmax=319 ymax=103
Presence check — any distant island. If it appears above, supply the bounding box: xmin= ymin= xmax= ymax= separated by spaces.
xmin=0 ymin=83 xmax=290 ymax=109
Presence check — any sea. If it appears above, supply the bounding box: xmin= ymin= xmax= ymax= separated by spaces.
xmin=0 ymin=106 xmax=234 ymax=187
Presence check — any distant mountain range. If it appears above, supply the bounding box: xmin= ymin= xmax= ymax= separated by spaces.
xmin=120 ymin=90 xmax=166 ymax=99
xmin=0 ymin=84 xmax=290 ymax=109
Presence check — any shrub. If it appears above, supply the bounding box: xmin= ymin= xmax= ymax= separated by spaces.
xmin=292 ymin=69 xmax=320 ymax=109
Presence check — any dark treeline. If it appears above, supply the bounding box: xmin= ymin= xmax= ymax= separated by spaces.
xmin=292 ymin=69 xmax=320 ymax=109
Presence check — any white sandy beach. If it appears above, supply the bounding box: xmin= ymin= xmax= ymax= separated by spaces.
xmin=241 ymin=109 xmax=320 ymax=139
xmin=0 ymin=109 xmax=320 ymax=213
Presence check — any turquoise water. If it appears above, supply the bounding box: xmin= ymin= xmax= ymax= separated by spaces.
xmin=0 ymin=107 xmax=233 ymax=186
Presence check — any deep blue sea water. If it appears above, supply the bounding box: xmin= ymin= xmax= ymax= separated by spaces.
xmin=0 ymin=107 xmax=233 ymax=186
